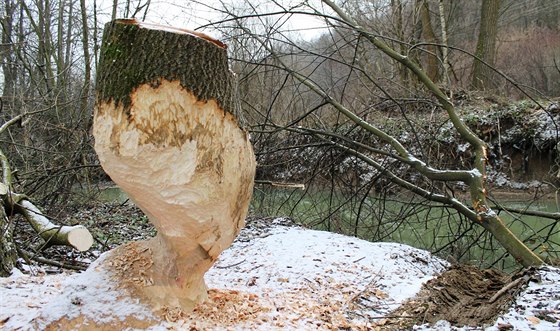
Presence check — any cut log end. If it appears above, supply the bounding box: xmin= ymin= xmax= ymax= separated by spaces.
xmin=114 ymin=18 xmax=227 ymax=49
xmin=66 ymin=225 xmax=94 ymax=252
xmin=18 ymin=200 xmax=94 ymax=252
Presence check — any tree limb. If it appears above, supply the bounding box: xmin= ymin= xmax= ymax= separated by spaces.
xmin=494 ymin=206 xmax=560 ymax=221
xmin=15 ymin=199 xmax=93 ymax=252
xmin=0 ymin=145 xmax=93 ymax=252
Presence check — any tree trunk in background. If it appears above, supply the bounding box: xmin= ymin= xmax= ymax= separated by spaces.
xmin=0 ymin=205 xmax=17 ymax=276
xmin=94 ymin=19 xmax=255 ymax=311
xmin=111 ymin=0 xmax=117 ymax=20
xmin=1 ymin=0 xmax=16 ymax=105
xmin=472 ymin=0 xmax=501 ymax=90
xmin=36 ymin=0 xmax=54 ymax=95
xmin=438 ymin=0 xmax=450 ymax=89
xmin=80 ymin=0 xmax=91 ymax=114
xmin=417 ymin=0 xmax=440 ymax=83
xmin=56 ymin=0 xmax=65 ymax=90
xmin=391 ymin=0 xmax=409 ymax=86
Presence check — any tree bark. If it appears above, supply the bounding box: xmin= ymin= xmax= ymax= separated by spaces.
xmin=472 ymin=0 xmax=501 ymax=90
xmin=0 ymin=203 xmax=17 ymax=276
xmin=417 ymin=0 xmax=440 ymax=83
xmin=15 ymin=199 xmax=93 ymax=251
xmin=391 ymin=0 xmax=409 ymax=86
xmin=438 ymin=0 xmax=450 ymax=88
xmin=93 ymin=19 xmax=256 ymax=311
xmin=1 ymin=0 xmax=17 ymax=103
xmin=79 ymin=0 xmax=91 ymax=115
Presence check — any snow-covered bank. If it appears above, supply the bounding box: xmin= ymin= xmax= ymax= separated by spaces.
xmin=0 ymin=220 xmax=558 ymax=330
xmin=490 ymin=265 xmax=560 ymax=331
xmin=203 ymin=224 xmax=448 ymax=329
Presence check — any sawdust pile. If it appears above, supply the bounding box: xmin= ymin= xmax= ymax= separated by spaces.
xmin=157 ymin=286 xmax=373 ymax=330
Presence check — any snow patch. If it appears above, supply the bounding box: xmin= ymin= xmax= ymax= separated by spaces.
xmin=1 ymin=253 xmax=155 ymax=330
xmin=489 ymin=266 xmax=560 ymax=330
xmin=206 ymin=226 xmax=448 ymax=316
xmin=1 ymin=223 xmax=557 ymax=330
xmin=457 ymin=143 xmax=470 ymax=153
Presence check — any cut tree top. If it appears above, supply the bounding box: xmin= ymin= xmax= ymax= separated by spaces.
xmin=92 ymin=19 xmax=256 ymax=313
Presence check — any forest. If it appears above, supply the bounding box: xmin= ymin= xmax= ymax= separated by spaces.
xmin=0 ymin=0 xmax=559 ymax=329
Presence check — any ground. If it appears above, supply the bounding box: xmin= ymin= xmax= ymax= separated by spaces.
xmin=392 ymin=265 xmax=556 ymax=330
xmin=395 ymin=264 xmax=520 ymax=327
xmin=2 ymin=216 xmax=559 ymax=330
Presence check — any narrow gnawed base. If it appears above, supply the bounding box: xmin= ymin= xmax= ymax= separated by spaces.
xmin=104 ymin=239 xmax=210 ymax=311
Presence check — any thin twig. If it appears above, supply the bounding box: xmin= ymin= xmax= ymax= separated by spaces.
xmin=214 ymin=259 xmax=246 ymax=269
xmin=489 ymin=275 xmax=530 ymax=304
xmin=255 ymin=180 xmax=305 ymax=189
xmin=17 ymin=248 xmax=88 ymax=271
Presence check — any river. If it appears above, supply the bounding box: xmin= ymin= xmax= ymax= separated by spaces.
xmin=97 ymin=185 xmax=559 ymax=271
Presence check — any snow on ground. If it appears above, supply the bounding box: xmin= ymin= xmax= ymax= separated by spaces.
xmin=207 ymin=224 xmax=448 ymax=309
xmin=0 ymin=253 xmax=155 ymax=330
xmin=0 ymin=220 xmax=558 ymax=330
xmin=489 ymin=266 xmax=560 ymax=331
xmin=204 ymin=224 xmax=449 ymax=327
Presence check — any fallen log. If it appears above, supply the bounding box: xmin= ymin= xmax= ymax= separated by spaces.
xmin=0 ymin=147 xmax=93 ymax=276
xmin=93 ymin=19 xmax=256 ymax=311
xmin=16 ymin=199 xmax=93 ymax=252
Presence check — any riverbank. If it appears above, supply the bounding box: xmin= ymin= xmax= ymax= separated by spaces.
xmin=1 ymin=219 xmax=558 ymax=330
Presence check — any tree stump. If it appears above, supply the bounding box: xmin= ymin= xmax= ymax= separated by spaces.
xmin=93 ymin=19 xmax=255 ymax=311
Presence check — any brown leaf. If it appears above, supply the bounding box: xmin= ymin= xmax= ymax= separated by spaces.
xmin=526 ymin=316 xmax=540 ymax=325
xmin=374 ymin=289 xmax=388 ymax=299
xmin=497 ymin=322 xmax=514 ymax=330
xmin=0 ymin=316 xmax=10 ymax=326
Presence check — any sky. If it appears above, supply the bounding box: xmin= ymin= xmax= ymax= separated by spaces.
xmin=0 ymin=0 xmax=330 ymax=95
xmin=94 ymin=0 xmax=330 ymax=41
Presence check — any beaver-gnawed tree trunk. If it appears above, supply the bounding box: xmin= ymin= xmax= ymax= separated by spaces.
xmin=93 ymin=19 xmax=256 ymax=311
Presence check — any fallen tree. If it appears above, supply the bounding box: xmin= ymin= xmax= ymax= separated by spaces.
xmin=93 ymin=19 xmax=256 ymax=311
xmin=15 ymin=199 xmax=92 ymax=252
xmin=213 ymin=0 xmax=556 ymax=268
xmin=0 ymin=119 xmax=93 ymax=276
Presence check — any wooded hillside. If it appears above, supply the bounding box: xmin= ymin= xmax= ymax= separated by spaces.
xmin=0 ymin=0 xmax=559 ymax=273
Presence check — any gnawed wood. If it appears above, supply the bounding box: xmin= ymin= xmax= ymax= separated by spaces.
xmin=93 ymin=19 xmax=256 ymax=312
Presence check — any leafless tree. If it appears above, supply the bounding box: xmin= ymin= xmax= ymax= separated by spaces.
xmin=207 ymin=0 xmax=558 ymax=268
xmin=471 ymin=0 xmax=501 ymax=90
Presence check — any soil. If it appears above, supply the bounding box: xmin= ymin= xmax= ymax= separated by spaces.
xmin=388 ymin=264 xmax=538 ymax=329
xmin=13 ymin=201 xmax=552 ymax=330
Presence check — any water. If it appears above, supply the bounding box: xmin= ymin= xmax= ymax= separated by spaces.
xmin=98 ymin=186 xmax=130 ymax=203
xmin=250 ymin=186 xmax=559 ymax=271
xmin=95 ymin=185 xmax=559 ymax=271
